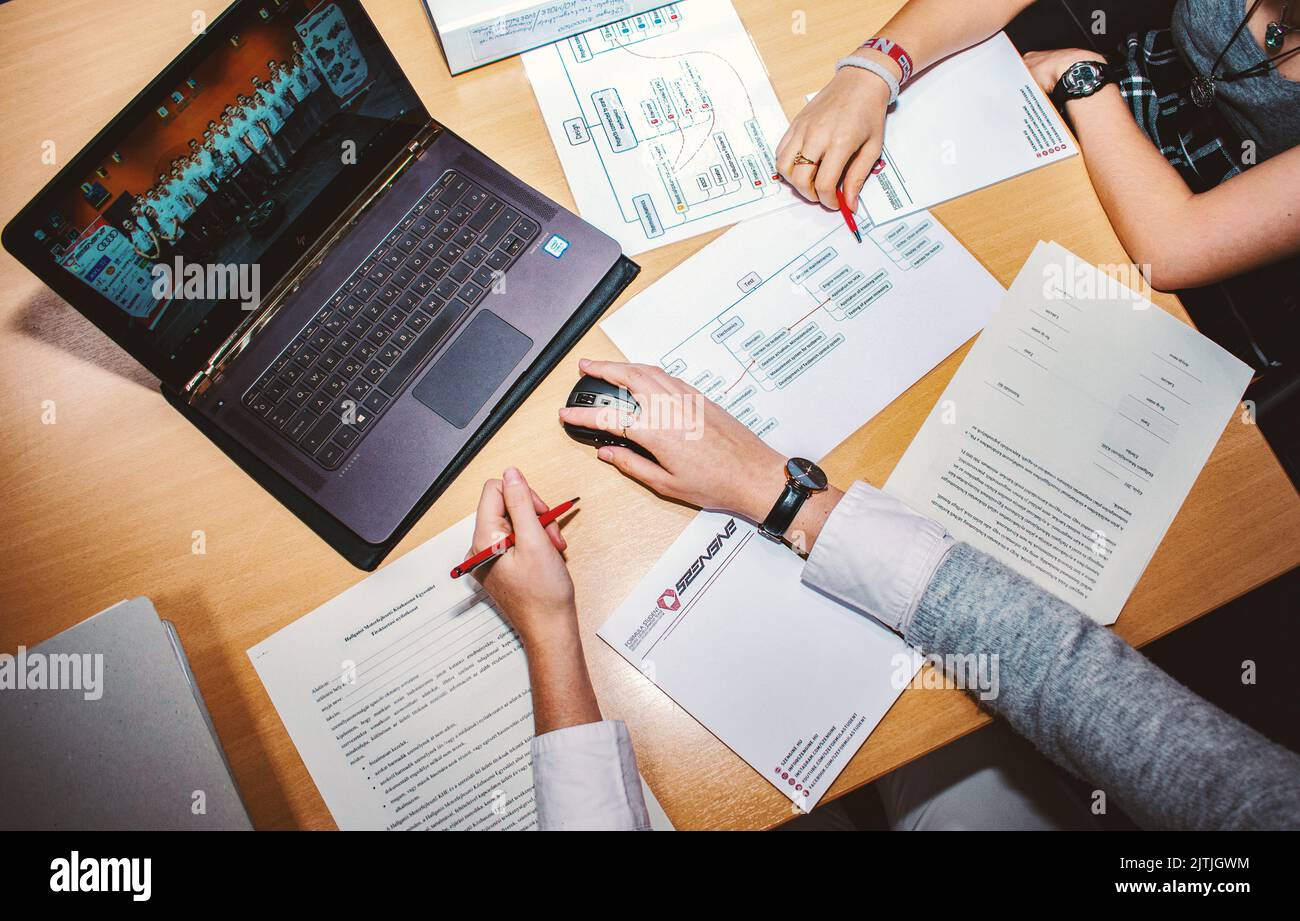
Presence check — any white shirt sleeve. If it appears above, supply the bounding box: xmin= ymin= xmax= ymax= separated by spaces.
xmin=801 ymin=481 xmax=954 ymax=637
xmin=531 ymin=719 xmax=651 ymax=831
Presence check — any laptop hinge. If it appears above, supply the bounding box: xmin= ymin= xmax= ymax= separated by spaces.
xmin=184 ymin=121 xmax=443 ymax=401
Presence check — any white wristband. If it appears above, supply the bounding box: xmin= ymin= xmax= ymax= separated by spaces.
xmin=835 ymin=55 xmax=900 ymax=105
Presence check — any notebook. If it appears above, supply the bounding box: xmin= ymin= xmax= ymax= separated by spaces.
xmin=0 ymin=597 xmax=251 ymax=830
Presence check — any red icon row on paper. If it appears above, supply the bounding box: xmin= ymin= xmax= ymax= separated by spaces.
xmin=774 ymin=767 xmax=804 ymax=792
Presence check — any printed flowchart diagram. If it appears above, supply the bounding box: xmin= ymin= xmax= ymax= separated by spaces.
xmin=603 ymin=203 xmax=1006 ymax=459
xmin=656 ymin=216 xmax=940 ymax=437
xmin=524 ymin=0 xmax=793 ymax=255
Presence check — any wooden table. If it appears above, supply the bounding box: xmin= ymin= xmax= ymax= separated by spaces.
xmin=2 ymin=0 xmax=1297 ymax=831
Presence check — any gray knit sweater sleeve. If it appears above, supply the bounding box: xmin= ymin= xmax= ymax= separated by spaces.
xmin=908 ymin=542 xmax=1300 ymax=830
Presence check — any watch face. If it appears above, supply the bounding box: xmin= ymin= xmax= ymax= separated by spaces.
xmin=1064 ymin=61 xmax=1105 ymax=95
xmin=786 ymin=457 xmax=828 ymax=492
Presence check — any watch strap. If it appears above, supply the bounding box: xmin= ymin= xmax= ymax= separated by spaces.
xmin=1051 ymin=75 xmax=1071 ymax=110
xmin=759 ymin=482 xmax=808 ymax=543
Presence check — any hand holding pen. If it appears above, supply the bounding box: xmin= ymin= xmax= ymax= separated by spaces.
xmin=453 ymin=492 xmax=579 ymax=578
xmin=458 ymin=468 xmax=581 ymax=650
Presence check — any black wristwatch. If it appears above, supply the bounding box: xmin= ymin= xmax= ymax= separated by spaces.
xmin=1050 ymin=60 xmax=1112 ymax=111
xmin=758 ymin=458 xmax=828 ymax=545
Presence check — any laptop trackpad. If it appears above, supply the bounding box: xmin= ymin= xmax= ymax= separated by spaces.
xmin=412 ymin=310 xmax=533 ymax=429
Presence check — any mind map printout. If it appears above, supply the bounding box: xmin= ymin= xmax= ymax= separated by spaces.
xmin=522 ymin=0 xmax=794 ymax=255
xmin=601 ymin=203 xmax=1007 ymax=460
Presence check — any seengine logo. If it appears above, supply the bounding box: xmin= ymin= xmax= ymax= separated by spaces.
xmin=656 ymin=589 xmax=680 ymax=611
xmin=673 ymin=518 xmax=738 ymax=595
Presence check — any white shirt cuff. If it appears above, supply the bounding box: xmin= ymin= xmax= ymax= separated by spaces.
xmin=801 ymin=481 xmax=953 ymax=636
xmin=531 ymin=719 xmax=651 ymax=831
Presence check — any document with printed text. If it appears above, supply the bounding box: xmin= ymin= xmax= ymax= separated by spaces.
xmin=599 ymin=511 xmax=917 ymax=810
xmin=423 ymin=0 xmax=671 ymax=74
xmin=601 ymin=200 xmax=1005 ymax=459
xmin=885 ymin=241 xmax=1254 ymax=624
xmin=250 ymin=517 xmax=670 ymax=830
xmin=523 ymin=0 xmax=793 ymax=254
xmin=858 ymin=32 xmax=1078 ymax=224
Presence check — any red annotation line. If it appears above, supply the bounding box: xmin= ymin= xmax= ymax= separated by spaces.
xmin=722 ymin=359 xmax=757 ymax=396
xmin=722 ymin=295 xmax=834 ymax=395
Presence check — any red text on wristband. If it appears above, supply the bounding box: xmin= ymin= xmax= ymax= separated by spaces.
xmin=861 ymin=37 xmax=915 ymax=84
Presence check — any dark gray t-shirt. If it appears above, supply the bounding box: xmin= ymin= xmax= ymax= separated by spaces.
xmin=1172 ymin=0 xmax=1300 ymax=161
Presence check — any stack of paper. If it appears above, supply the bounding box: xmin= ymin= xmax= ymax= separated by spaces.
xmin=885 ymin=242 xmax=1254 ymax=624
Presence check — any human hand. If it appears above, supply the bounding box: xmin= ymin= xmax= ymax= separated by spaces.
xmin=469 ymin=468 xmax=576 ymax=650
xmin=557 ymin=359 xmax=787 ymax=522
xmin=1022 ymin=48 xmax=1095 ymax=97
xmin=776 ymin=65 xmax=892 ymax=209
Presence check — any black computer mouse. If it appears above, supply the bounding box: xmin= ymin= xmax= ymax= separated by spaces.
xmin=562 ymin=375 xmax=657 ymax=461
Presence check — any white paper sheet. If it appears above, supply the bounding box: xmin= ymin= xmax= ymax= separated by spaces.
xmin=857 ymin=32 xmax=1078 ymax=224
xmin=424 ymin=0 xmax=670 ymax=73
xmin=522 ymin=0 xmax=794 ymax=255
xmin=885 ymin=241 xmax=1254 ymax=625
xmin=249 ymin=517 xmax=672 ymax=830
xmin=598 ymin=511 xmax=916 ymax=810
xmin=600 ymin=201 xmax=1005 ymax=459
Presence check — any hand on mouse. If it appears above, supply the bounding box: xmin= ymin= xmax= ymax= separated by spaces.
xmin=558 ymin=359 xmax=788 ymax=522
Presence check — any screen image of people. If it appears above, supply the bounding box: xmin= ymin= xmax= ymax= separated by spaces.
xmin=31 ymin=0 xmax=420 ymax=361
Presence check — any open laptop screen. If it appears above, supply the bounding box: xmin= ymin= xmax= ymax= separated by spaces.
xmin=3 ymin=0 xmax=427 ymax=389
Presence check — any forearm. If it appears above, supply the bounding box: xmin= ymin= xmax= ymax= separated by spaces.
xmin=800 ymin=482 xmax=1300 ymax=828
xmin=522 ymin=622 xmax=649 ymax=832
xmin=523 ymin=619 xmax=602 ymax=736
xmin=907 ymin=542 xmax=1300 ymax=830
xmin=1065 ymin=86 xmax=1200 ymax=289
xmin=1068 ymin=87 xmax=1300 ymax=288
xmin=858 ymin=0 xmax=1034 ymax=75
xmin=526 ymin=633 xmax=649 ymax=831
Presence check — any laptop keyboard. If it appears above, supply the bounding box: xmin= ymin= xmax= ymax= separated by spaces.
xmin=241 ymin=170 xmax=540 ymax=470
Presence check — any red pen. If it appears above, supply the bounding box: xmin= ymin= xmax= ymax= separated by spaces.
xmin=835 ymin=186 xmax=863 ymax=244
xmin=450 ymin=497 xmax=579 ymax=579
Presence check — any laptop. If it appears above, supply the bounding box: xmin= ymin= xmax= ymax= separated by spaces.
xmin=2 ymin=0 xmax=636 ymax=569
